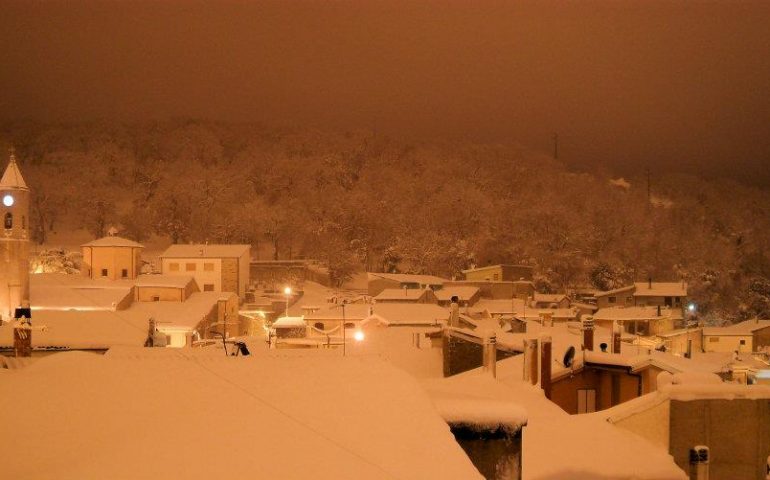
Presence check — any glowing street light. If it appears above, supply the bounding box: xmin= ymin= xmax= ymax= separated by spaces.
xmin=688 ymin=303 xmax=696 ymax=313
xmin=284 ymin=286 xmax=292 ymax=317
xmin=353 ymin=330 xmax=365 ymax=342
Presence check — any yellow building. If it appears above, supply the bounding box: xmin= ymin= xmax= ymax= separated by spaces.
xmin=461 ymin=264 xmax=533 ymax=282
xmin=159 ymin=244 xmax=250 ymax=299
xmin=81 ymin=236 xmax=144 ymax=280
xmin=702 ymin=319 xmax=770 ymax=353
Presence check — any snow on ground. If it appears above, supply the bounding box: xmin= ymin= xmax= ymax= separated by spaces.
xmin=0 ymin=349 xmax=483 ymax=480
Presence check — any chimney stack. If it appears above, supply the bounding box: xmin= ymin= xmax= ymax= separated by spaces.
xmin=482 ymin=332 xmax=497 ymax=378
xmin=582 ymin=316 xmax=595 ymax=351
xmin=449 ymin=298 xmax=460 ymax=327
xmin=523 ymin=338 xmax=539 ymax=385
xmin=541 ymin=335 xmax=552 ymax=399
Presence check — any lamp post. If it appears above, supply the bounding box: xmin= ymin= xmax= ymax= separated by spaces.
xmin=284 ymin=286 xmax=292 ymax=318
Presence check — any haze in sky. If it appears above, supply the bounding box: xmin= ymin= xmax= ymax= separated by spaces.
xmin=1 ymin=0 xmax=769 ymax=184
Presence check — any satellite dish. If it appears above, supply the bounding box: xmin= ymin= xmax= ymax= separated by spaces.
xmin=563 ymin=346 xmax=576 ymax=368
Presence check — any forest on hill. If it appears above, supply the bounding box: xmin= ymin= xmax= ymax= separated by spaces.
xmin=3 ymin=120 xmax=770 ymax=323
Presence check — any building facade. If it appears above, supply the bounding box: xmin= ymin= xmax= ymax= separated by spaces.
xmin=81 ymin=236 xmax=144 ymax=280
xmin=160 ymin=244 xmax=250 ymax=299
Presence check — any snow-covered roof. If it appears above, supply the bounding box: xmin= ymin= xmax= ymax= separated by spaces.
xmin=369 ymin=303 xmax=449 ymax=326
xmin=434 ymin=286 xmax=480 ymax=302
xmin=532 ymin=293 xmax=567 ymax=304
xmin=160 ymin=244 xmax=251 ymax=258
xmin=367 ymin=272 xmax=446 ymax=285
xmin=81 ymin=236 xmax=144 ymax=248
xmin=633 ymin=282 xmax=687 ymax=297
xmin=374 ymin=288 xmax=430 ymax=301
xmin=517 ymin=308 xmax=578 ymax=320
xmin=594 ymin=306 xmax=672 ymax=321
xmin=0 ymin=351 xmax=483 ymax=480
xmin=594 ymin=285 xmax=635 ymax=297
xmin=468 ymin=298 xmax=527 ymax=315
xmin=702 ymin=319 xmax=770 ymax=336
xmin=0 ymin=151 xmax=28 ymax=190
xmin=304 ymin=304 xmax=372 ymax=321
xmin=134 ymin=274 xmax=194 ymax=289
xmin=461 ymin=264 xmax=531 ymax=274
xmin=272 ymin=316 xmax=306 ymax=328
xmin=31 ymin=273 xmax=134 ymax=311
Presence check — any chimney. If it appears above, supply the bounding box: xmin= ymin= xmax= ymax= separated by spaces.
xmin=482 ymin=332 xmax=497 ymax=378
xmin=523 ymin=338 xmax=539 ymax=385
xmin=582 ymin=316 xmax=595 ymax=351
xmin=612 ymin=321 xmax=622 ymax=354
xmin=541 ymin=335 xmax=552 ymax=399
xmin=449 ymin=298 xmax=460 ymax=328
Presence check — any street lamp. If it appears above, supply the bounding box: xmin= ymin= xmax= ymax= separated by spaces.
xmin=284 ymin=286 xmax=292 ymax=318
xmin=354 ymin=330 xmax=365 ymax=342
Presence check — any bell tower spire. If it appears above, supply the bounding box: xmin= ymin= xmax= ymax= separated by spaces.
xmin=1 ymin=147 xmax=31 ymax=323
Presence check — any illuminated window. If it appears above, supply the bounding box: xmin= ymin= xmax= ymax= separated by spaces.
xmin=204 ymin=262 xmax=215 ymax=271
xmin=169 ymin=263 xmax=179 ymax=272
xmin=185 ymin=263 xmax=196 ymax=271
xmin=203 ymin=284 xmax=214 ymax=292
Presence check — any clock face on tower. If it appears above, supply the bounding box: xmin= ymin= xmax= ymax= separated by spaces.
xmin=2 ymin=194 xmax=13 ymax=207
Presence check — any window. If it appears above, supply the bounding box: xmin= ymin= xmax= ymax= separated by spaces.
xmin=709 ymin=337 xmax=720 ymax=343
xmin=4 ymin=212 xmax=11 ymax=229
xmin=203 ymin=284 xmax=215 ymax=292
xmin=101 ymin=268 xmax=108 ymax=277
xmin=739 ymin=339 xmax=746 ymax=345
xmin=344 ymin=322 xmax=355 ymax=329
xmin=314 ymin=322 xmax=325 ymax=331
xmin=608 ymin=296 xmax=616 ymax=304
xmin=204 ymin=262 xmax=215 ymax=271
xmin=577 ymin=389 xmax=596 ymax=414
xmin=152 ymin=295 xmax=160 ymax=302
xmin=185 ymin=263 xmax=196 ymax=271
xmin=121 ymin=269 xmax=128 ymax=278
xmin=169 ymin=263 xmax=179 ymax=272
xmin=493 ymin=273 xmax=499 ymax=281
xmin=665 ymin=296 xmax=673 ymax=307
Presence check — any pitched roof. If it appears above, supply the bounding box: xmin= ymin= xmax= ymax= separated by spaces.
xmin=368 ymin=272 xmax=447 ymax=285
xmin=434 ymin=286 xmax=480 ymax=302
xmin=160 ymin=244 xmax=251 ymax=258
xmin=532 ymin=293 xmax=568 ymax=304
xmin=374 ymin=288 xmax=431 ymax=301
xmin=702 ymin=319 xmax=770 ymax=336
xmin=0 ymin=152 xmax=28 ymax=190
xmin=593 ymin=285 xmax=635 ymax=297
xmin=82 ymin=236 xmax=144 ymax=248
xmin=461 ymin=264 xmax=532 ymax=274
xmin=633 ymin=282 xmax=687 ymax=297
xmin=593 ymin=306 xmax=672 ymax=321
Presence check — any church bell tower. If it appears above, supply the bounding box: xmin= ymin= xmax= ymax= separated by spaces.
xmin=0 ymin=149 xmax=30 ymax=322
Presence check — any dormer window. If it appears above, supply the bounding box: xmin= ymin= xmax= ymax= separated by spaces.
xmin=4 ymin=212 xmax=11 ymax=229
